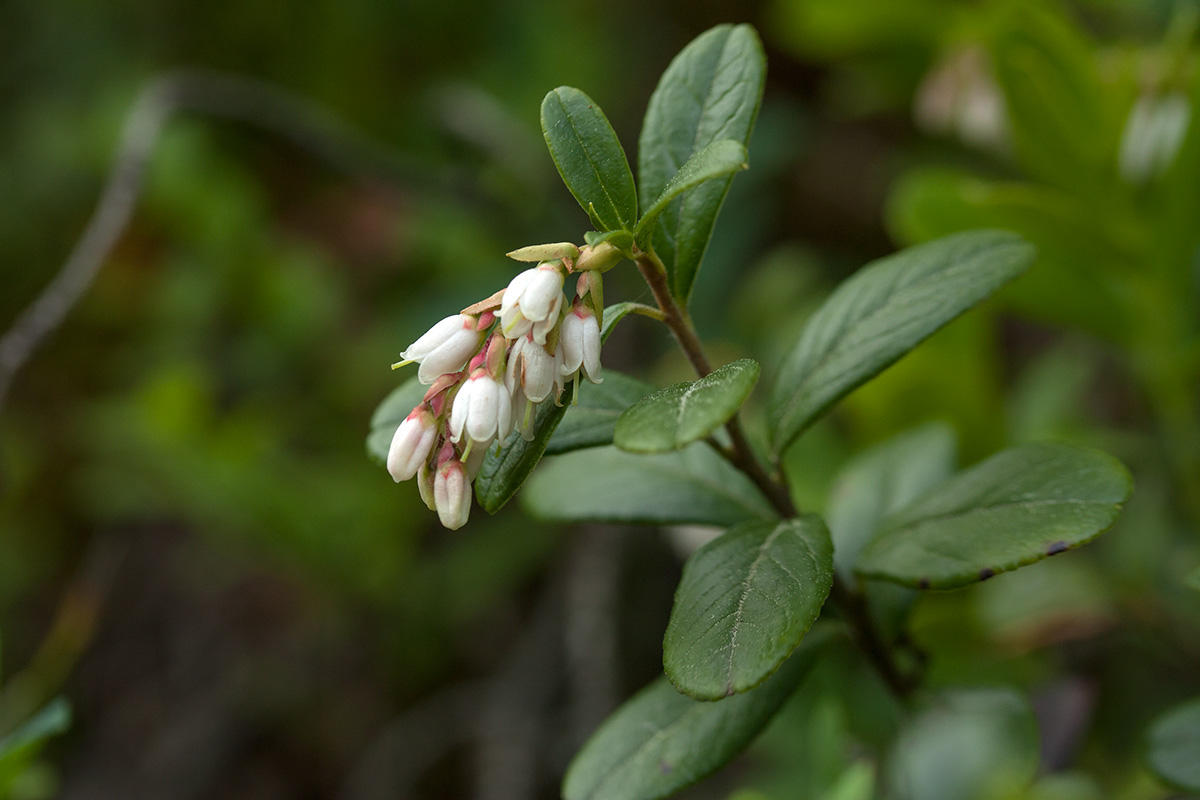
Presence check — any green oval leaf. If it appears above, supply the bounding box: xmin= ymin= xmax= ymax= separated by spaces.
xmin=663 ymin=516 xmax=833 ymax=700
xmin=635 ymin=139 xmax=749 ymax=250
xmin=523 ymin=443 xmax=774 ymax=526
xmin=547 ymin=372 xmax=654 ymax=456
xmin=366 ymin=378 xmax=427 ymax=466
xmin=827 ymin=423 xmax=957 ymax=579
xmin=563 ymin=627 xmax=835 ymax=800
xmin=855 ymin=442 xmax=1131 ymax=590
xmin=615 ymin=359 xmax=760 ymax=453
xmin=1146 ymin=697 xmax=1200 ymax=791
xmin=638 ymin=23 xmax=766 ymax=304
xmin=769 ymin=230 xmax=1036 ymax=457
xmin=475 ymin=398 xmax=570 ymax=514
xmin=542 ymin=87 xmax=637 ymax=232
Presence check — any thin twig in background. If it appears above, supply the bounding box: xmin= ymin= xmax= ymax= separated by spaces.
xmin=0 ymin=69 xmax=423 ymax=415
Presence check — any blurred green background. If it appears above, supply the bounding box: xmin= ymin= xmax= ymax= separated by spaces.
xmin=2 ymin=0 xmax=1200 ymax=798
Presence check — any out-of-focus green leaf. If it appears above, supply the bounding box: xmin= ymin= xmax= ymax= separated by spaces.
xmin=856 ymin=443 xmax=1131 ymax=589
xmin=769 ymin=231 xmax=1035 ymax=457
xmin=1145 ymin=696 xmax=1200 ymax=791
xmin=475 ymin=398 xmax=570 ymax=513
xmin=562 ymin=627 xmax=834 ymax=800
xmin=523 ymin=443 xmax=774 ymax=526
xmin=820 ymin=762 xmax=875 ymax=800
xmin=886 ymin=689 xmax=1039 ymax=800
xmin=615 ymin=359 xmax=759 ymax=453
xmin=0 ymin=697 xmax=71 ymax=782
xmin=663 ymin=516 xmax=833 ymax=700
xmin=1186 ymin=565 xmax=1200 ymax=592
xmin=638 ymin=23 xmax=765 ymax=304
xmin=886 ymin=168 xmax=1130 ymax=339
xmin=826 ymin=422 xmax=956 ymax=578
xmin=990 ymin=5 xmax=1118 ymax=192
xmin=541 ymin=87 xmax=637 ymax=232
xmin=634 ymin=139 xmax=749 ymax=250
xmin=547 ymin=372 xmax=653 ymax=455
xmin=366 ymin=378 xmax=427 ymax=466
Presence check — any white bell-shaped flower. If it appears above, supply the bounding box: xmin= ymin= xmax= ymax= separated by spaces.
xmin=560 ymin=306 xmax=603 ymax=384
xmin=500 ymin=263 xmax=565 ymax=343
xmin=386 ymin=406 xmax=438 ymax=482
xmin=400 ymin=314 xmax=486 ymax=384
xmin=506 ymin=333 xmax=561 ymax=404
xmin=433 ymin=458 xmax=472 ymax=530
xmin=449 ymin=368 xmax=513 ymax=446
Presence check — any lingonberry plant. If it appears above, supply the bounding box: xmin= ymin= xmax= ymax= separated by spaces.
xmin=367 ymin=24 xmax=1133 ymax=800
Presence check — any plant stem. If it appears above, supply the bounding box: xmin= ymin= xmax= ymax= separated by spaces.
xmin=634 ymin=251 xmax=914 ymax=699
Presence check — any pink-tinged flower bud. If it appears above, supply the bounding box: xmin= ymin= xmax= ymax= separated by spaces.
xmin=386 ymin=406 xmax=438 ymax=482
xmin=506 ymin=333 xmax=561 ymax=404
xmin=399 ymin=314 xmax=487 ymax=385
xmin=433 ymin=459 xmax=472 ymax=530
xmin=449 ymin=369 xmax=514 ymax=446
xmin=500 ymin=263 xmax=565 ymax=341
xmin=560 ymin=305 xmax=603 ymax=384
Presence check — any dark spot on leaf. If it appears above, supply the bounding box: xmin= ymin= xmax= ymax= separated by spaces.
xmin=1047 ymin=541 xmax=1070 ymax=556
xmin=918 ymin=578 xmax=931 ymax=590
xmin=659 ymin=760 xmax=673 ymax=775
xmin=979 ymin=568 xmax=995 ymax=581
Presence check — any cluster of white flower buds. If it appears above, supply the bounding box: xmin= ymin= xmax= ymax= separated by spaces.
xmin=386 ymin=241 xmax=618 ymax=529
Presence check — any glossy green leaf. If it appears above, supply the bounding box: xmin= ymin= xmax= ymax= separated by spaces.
xmin=826 ymin=423 xmax=956 ymax=579
xmin=563 ymin=627 xmax=834 ymax=800
xmin=638 ymin=23 xmax=766 ymax=303
xmin=635 ymin=139 xmax=749 ymax=249
xmin=523 ymin=443 xmax=774 ymax=526
xmin=547 ymin=372 xmax=654 ymax=456
xmin=855 ymin=442 xmax=1131 ymax=590
xmin=366 ymin=378 xmax=426 ymax=466
xmin=615 ymin=359 xmax=759 ymax=453
xmin=1145 ymin=697 xmax=1200 ymax=791
xmin=663 ymin=516 xmax=833 ymax=700
xmin=769 ymin=230 xmax=1035 ymax=456
xmin=542 ymin=87 xmax=637 ymax=232
xmin=475 ymin=398 xmax=570 ymax=513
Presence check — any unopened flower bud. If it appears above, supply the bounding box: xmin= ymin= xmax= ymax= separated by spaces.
xmin=433 ymin=459 xmax=472 ymax=530
xmin=450 ymin=368 xmax=514 ymax=446
xmin=506 ymin=333 xmax=561 ymax=404
xmin=574 ymin=242 xmax=623 ymax=272
xmin=500 ymin=263 xmax=565 ymax=343
xmin=399 ymin=314 xmax=487 ymax=384
xmin=386 ymin=406 xmax=438 ymax=482
xmin=560 ymin=304 xmax=603 ymax=385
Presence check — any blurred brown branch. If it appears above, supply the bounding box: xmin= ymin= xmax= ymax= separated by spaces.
xmin=0 ymin=69 xmax=422 ymax=415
